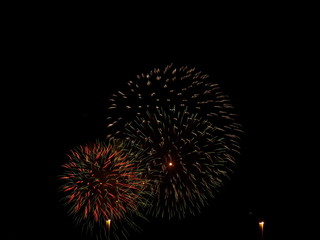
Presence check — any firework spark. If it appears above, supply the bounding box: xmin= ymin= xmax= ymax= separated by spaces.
xmin=105 ymin=63 xmax=242 ymax=219
xmin=59 ymin=138 xmax=152 ymax=239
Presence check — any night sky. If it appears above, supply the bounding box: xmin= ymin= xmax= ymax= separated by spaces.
xmin=11 ymin=9 xmax=313 ymax=240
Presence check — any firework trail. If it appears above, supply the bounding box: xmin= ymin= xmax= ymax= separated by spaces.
xmin=106 ymin=63 xmax=242 ymax=219
xmin=59 ymin=138 xmax=152 ymax=239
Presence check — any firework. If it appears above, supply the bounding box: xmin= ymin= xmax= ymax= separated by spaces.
xmin=106 ymin=63 xmax=242 ymax=219
xmin=59 ymin=138 xmax=152 ymax=240
xmin=124 ymin=107 xmax=237 ymax=219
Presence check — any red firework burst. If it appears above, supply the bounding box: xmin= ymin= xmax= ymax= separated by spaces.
xmin=59 ymin=138 xmax=150 ymax=239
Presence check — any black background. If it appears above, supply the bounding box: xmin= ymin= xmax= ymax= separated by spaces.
xmin=9 ymin=5 xmax=315 ymax=240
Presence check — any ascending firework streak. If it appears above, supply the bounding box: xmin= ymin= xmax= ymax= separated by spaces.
xmin=106 ymin=63 xmax=242 ymax=219
xmin=59 ymin=138 xmax=152 ymax=240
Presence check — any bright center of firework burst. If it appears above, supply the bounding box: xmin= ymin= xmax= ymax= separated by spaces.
xmin=164 ymin=155 xmax=175 ymax=169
